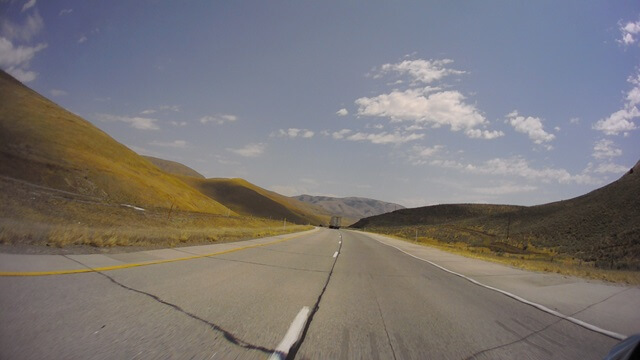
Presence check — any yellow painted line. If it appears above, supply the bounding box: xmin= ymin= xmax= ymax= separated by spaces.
xmin=0 ymin=229 xmax=317 ymax=277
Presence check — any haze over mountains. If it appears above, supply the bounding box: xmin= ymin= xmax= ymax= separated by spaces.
xmin=293 ymin=195 xmax=404 ymax=220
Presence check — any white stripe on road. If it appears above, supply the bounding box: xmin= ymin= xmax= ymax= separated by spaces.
xmin=368 ymin=234 xmax=627 ymax=341
xmin=269 ymin=306 xmax=311 ymax=360
xmin=333 ymin=251 xmax=338 ymax=258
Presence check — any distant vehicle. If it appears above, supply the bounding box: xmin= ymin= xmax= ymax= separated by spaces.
xmin=329 ymin=216 xmax=342 ymax=229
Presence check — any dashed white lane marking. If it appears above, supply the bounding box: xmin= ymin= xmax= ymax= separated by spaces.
xmin=333 ymin=251 xmax=339 ymax=258
xmin=368 ymin=234 xmax=627 ymax=341
xmin=269 ymin=306 xmax=311 ymax=360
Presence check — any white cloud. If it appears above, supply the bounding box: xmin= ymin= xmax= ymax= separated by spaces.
xmin=618 ymin=19 xmax=640 ymax=46
xmin=356 ymin=88 xmax=491 ymax=136
xmin=330 ymin=129 xmax=352 ymax=139
xmin=0 ymin=34 xmax=46 ymax=83
xmin=0 ymin=37 xmax=47 ymax=68
xmin=274 ymin=128 xmax=315 ymax=138
xmin=95 ymin=113 xmax=159 ymax=130
xmin=593 ymin=107 xmax=639 ymax=135
xmin=589 ymin=162 xmax=629 ymax=174
xmin=594 ymin=71 xmax=640 ymax=135
xmin=569 ymin=117 xmax=580 ymax=124
xmin=592 ymin=139 xmax=622 ymax=159
xmin=431 ymin=157 xmax=598 ymax=185
xmin=1 ymin=11 xmax=43 ymax=42
xmin=200 ymin=114 xmax=237 ymax=125
xmin=336 ymin=108 xmax=348 ymax=116
xmin=227 ymin=143 xmax=266 ymax=157
xmin=149 ymin=140 xmax=188 ymax=148
xmin=21 ymin=0 xmax=37 ymax=12
xmin=49 ymin=89 xmax=67 ymax=97
xmin=465 ymin=128 xmax=504 ymax=139
xmin=4 ymin=67 xmax=37 ymax=82
xmin=375 ymin=58 xmax=464 ymax=85
xmin=170 ymin=121 xmax=187 ymax=127
xmin=345 ymin=131 xmax=424 ymax=145
xmin=77 ymin=35 xmax=87 ymax=44
xmin=140 ymin=109 xmax=156 ymax=115
xmin=59 ymin=9 xmax=73 ymax=16
xmin=410 ymin=145 xmax=444 ymax=165
xmin=506 ymin=111 xmax=555 ymax=145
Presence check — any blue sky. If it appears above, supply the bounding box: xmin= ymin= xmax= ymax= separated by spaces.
xmin=2 ymin=1 xmax=639 ymax=207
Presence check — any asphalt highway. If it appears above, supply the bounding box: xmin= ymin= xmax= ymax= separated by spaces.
xmin=0 ymin=228 xmax=621 ymax=359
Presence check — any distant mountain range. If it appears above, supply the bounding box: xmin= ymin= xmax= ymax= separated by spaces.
xmin=293 ymin=195 xmax=405 ymax=220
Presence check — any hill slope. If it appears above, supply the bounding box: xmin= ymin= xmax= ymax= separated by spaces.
xmin=143 ymin=156 xmax=205 ymax=179
xmin=0 ymin=70 xmax=229 ymax=214
xmin=353 ymin=162 xmax=640 ymax=269
xmin=180 ymin=177 xmax=331 ymax=225
xmin=293 ymin=194 xmax=405 ymax=220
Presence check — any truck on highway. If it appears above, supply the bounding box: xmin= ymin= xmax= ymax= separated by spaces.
xmin=329 ymin=216 xmax=342 ymax=229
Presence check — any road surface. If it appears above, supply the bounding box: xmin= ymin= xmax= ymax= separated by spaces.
xmin=0 ymin=228 xmax=628 ymax=359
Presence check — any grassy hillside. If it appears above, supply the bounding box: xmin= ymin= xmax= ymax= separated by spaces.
xmin=143 ymin=156 xmax=206 ymax=179
xmin=352 ymin=162 xmax=640 ymax=271
xmin=0 ymin=70 xmax=229 ymax=214
xmin=180 ymin=177 xmax=331 ymax=225
xmin=293 ymin=194 xmax=404 ymax=221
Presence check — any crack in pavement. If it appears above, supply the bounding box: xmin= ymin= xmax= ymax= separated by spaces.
xmin=285 ymin=232 xmax=344 ymax=360
xmin=62 ymin=255 xmax=275 ymax=356
xmin=464 ymin=289 xmax=630 ymax=359
xmin=368 ymin=274 xmax=398 ymax=360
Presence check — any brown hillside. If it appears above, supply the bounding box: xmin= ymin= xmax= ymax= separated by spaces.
xmin=180 ymin=177 xmax=330 ymax=225
xmin=0 ymin=70 xmax=230 ymax=214
xmin=143 ymin=156 xmax=206 ymax=179
xmin=352 ymin=163 xmax=640 ymax=269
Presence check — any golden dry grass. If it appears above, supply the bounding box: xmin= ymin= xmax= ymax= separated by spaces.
xmin=363 ymin=228 xmax=640 ymax=285
xmin=0 ymin=70 xmax=231 ymax=215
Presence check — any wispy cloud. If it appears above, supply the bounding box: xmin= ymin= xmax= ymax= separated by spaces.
xmin=95 ymin=113 xmax=160 ymax=130
xmin=506 ymin=111 xmax=555 ymax=148
xmin=149 ymin=140 xmax=188 ymax=148
xmin=472 ymin=183 xmax=537 ymax=195
xmin=374 ymin=58 xmax=464 ymax=85
xmin=227 ymin=143 xmax=266 ymax=157
xmin=344 ymin=131 xmax=424 ymax=145
xmin=273 ymin=128 xmax=315 ymax=138
xmin=21 ymin=0 xmax=36 ymax=12
xmin=0 ymin=38 xmax=47 ymax=82
xmin=49 ymin=89 xmax=67 ymax=97
xmin=200 ymin=114 xmax=237 ymax=125
xmin=409 ymin=145 xmax=444 ymax=165
xmin=336 ymin=108 xmax=348 ymax=116
xmin=1 ymin=11 xmax=44 ymax=42
xmin=430 ymin=156 xmax=599 ymax=185
xmin=59 ymin=9 xmax=73 ymax=16
xmin=77 ymin=35 xmax=87 ymax=44
xmin=592 ymin=139 xmax=622 ymax=159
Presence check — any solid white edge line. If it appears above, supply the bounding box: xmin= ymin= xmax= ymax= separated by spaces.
xmin=363 ymin=232 xmax=627 ymax=341
xmin=333 ymin=251 xmax=339 ymax=258
xmin=269 ymin=306 xmax=311 ymax=360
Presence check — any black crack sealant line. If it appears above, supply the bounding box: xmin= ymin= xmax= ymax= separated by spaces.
xmin=285 ymin=231 xmax=344 ymax=360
